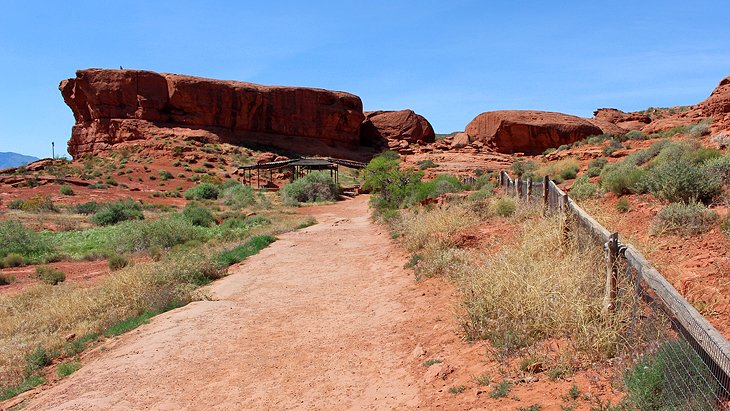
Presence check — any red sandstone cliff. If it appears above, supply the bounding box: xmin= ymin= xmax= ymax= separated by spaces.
xmin=61 ymin=69 xmax=366 ymax=159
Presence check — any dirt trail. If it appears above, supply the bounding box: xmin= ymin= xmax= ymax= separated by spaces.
xmin=23 ymin=197 xmax=426 ymax=410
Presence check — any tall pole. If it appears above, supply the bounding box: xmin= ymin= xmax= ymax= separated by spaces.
xmin=52 ymin=142 xmax=55 ymax=159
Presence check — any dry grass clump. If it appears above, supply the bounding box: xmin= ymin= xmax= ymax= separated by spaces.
xmin=456 ymin=216 xmax=626 ymax=359
xmin=400 ymin=202 xmax=480 ymax=254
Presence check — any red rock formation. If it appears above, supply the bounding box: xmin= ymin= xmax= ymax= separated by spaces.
xmin=465 ymin=110 xmax=603 ymax=154
xmin=61 ymin=69 xmax=366 ymax=159
xmin=360 ymin=110 xmax=435 ymax=148
xmin=592 ymin=108 xmax=651 ymax=131
xmin=698 ymin=76 xmax=730 ymax=118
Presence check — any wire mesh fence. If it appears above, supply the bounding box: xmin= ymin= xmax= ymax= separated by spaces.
xmin=500 ymin=171 xmax=730 ymax=410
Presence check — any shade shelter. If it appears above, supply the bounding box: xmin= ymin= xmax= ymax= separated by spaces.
xmin=236 ymin=157 xmax=366 ymax=189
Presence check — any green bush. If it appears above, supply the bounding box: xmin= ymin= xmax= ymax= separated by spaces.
xmin=600 ymin=163 xmax=646 ymax=195
xmin=20 ymin=195 xmax=57 ymax=213
xmin=625 ymin=139 xmax=671 ymax=166
xmin=586 ymin=167 xmax=602 ymax=177
xmin=623 ymin=340 xmax=716 ymax=410
xmin=91 ymin=199 xmax=145 ymax=226
xmin=108 ymin=254 xmax=130 ymax=271
xmin=688 ymin=122 xmax=710 ymax=138
xmin=361 ymin=154 xmax=425 ymax=210
xmin=651 ymin=202 xmax=719 ymax=236
xmin=494 ymin=197 xmax=516 ymax=217
xmin=588 ymin=157 xmax=608 ymax=170
xmin=282 ymin=172 xmax=339 ymax=206
xmin=414 ymin=174 xmax=465 ymax=202
xmin=113 ymin=217 xmax=207 ymax=253
xmin=183 ymin=203 xmax=216 ymax=227
xmin=559 ymin=165 xmax=579 ymax=181
xmin=60 ymin=185 xmax=75 ymax=196
xmin=644 ymin=159 xmax=721 ymax=204
xmin=701 ymin=153 xmax=730 ymax=183
xmin=569 ymin=176 xmax=599 ymax=201
xmin=34 ymin=266 xmax=66 ymax=285
xmin=511 ymin=160 xmax=536 ymax=178
xmin=221 ymin=184 xmax=256 ymax=209
xmin=158 ymin=170 xmax=174 ymax=180
xmin=0 ymin=272 xmax=15 ymax=285
xmin=616 ymin=198 xmax=630 ymax=213
xmin=184 ymin=183 xmax=220 ymax=200
xmin=3 ymin=253 xmax=25 ymax=267
xmin=8 ymin=199 xmax=24 ymax=209
xmin=0 ymin=220 xmax=53 ymax=261
xmin=73 ymin=201 xmax=99 ymax=215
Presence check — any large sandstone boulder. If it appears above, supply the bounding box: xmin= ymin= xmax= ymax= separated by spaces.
xmin=465 ymin=110 xmax=603 ymax=154
xmin=61 ymin=69 xmax=365 ymax=159
xmin=360 ymin=110 xmax=435 ymax=148
xmin=697 ymin=76 xmax=730 ymax=118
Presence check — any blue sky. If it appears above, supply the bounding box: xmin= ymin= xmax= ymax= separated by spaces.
xmin=1 ymin=1 xmax=728 ymax=158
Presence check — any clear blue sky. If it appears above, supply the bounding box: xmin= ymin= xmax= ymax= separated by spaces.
xmin=1 ymin=0 xmax=729 ymax=158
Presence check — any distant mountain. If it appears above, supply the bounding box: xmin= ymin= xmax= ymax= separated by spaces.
xmin=0 ymin=152 xmax=39 ymax=169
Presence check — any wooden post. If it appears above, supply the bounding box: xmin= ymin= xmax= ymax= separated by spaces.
xmin=542 ymin=176 xmax=549 ymax=216
xmin=603 ymin=233 xmax=620 ymax=315
xmin=515 ymin=176 xmax=521 ymax=198
xmin=526 ymin=177 xmax=532 ymax=200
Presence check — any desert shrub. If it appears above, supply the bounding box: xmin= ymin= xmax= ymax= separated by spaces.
xmin=91 ymin=199 xmax=144 ymax=226
xmin=588 ymin=157 xmax=608 ymax=170
xmin=700 ymin=153 xmax=730 ymax=183
xmin=183 ymin=203 xmax=216 ymax=227
xmin=108 ymin=254 xmax=130 ymax=271
xmin=710 ymin=131 xmax=730 ymax=148
xmin=202 ymin=162 xmax=214 ymax=169
xmin=3 ymin=254 xmax=25 ymax=268
xmin=418 ymin=159 xmax=438 ymax=170
xmin=644 ymin=159 xmax=721 ymax=204
xmin=0 ymin=272 xmax=15 ymax=285
xmin=586 ymin=167 xmax=602 ymax=177
xmin=623 ymin=130 xmax=648 ymax=141
xmin=158 ymin=170 xmax=174 ymax=180
xmin=34 ymin=266 xmax=65 ymax=285
xmin=616 ymin=198 xmax=630 ymax=213
xmin=688 ymin=122 xmax=711 ymax=138
xmin=600 ymin=162 xmax=646 ymax=195
xmin=400 ymin=203 xmax=479 ymax=254
xmin=586 ymin=133 xmax=611 ymax=145
xmin=415 ymin=174 xmax=464 ymax=201
xmin=221 ymin=184 xmax=255 ymax=209
xmin=557 ymin=144 xmax=570 ymax=151
xmin=215 ymin=235 xmax=276 ymax=267
xmin=362 ymin=154 xmax=425 ymax=210
xmin=59 ymin=185 xmax=75 ymax=196
xmin=184 ymin=183 xmax=220 ymax=200
xmin=534 ymin=159 xmax=579 ymax=182
xmin=511 ymin=160 xmax=536 ymax=178
xmin=494 ymin=197 xmax=516 ymax=217
xmin=20 ymin=195 xmax=56 ymax=213
xmin=624 ymin=139 xmax=671 ymax=166
xmin=651 ymin=202 xmax=719 ymax=236
xmin=8 ymin=199 xmax=24 ymax=210
xmin=623 ymin=340 xmax=716 ymax=410
xmin=569 ymin=176 xmax=599 ymax=201
xmin=282 ymin=172 xmax=339 ymax=205
xmin=602 ymin=140 xmax=623 ymax=156
xmin=113 ymin=217 xmax=206 ymax=253
xmin=559 ymin=165 xmax=579 ymax=181
xmin=0 ymin=220 xmax=52 ymax=262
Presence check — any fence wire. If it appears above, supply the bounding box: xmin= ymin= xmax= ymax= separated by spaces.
xmin=500 ymin=171 xmax=730 ymax=410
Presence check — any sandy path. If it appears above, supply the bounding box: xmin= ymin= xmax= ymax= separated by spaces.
xmin=23 ymin=196 xmax=422 ymax=410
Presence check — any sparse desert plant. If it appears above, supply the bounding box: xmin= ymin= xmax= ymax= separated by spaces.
xmin=600 ymin=162 xmax=646 ymax=195
xmin=588 ymin=157 xmax=608 ymax=170
xmin=448 ymin=385 xmax=465 ymax=394
xmin=644 ymin=159 xmax=721 ymax=204
xmin=418 ymin=159 xmax=438 ymax=170
xmin=91 ymin=198 xmax=144 ymax=226
xmin=603 ymin=140 xmax=623 ymax=156
xmin=650 ymin=202 xmax=719 ymax=236
xmin=158 ymin=170 xmax=174 ymax=181
xmin=184 ymin=182 xmax=220 ymax=200
xmin=3 ymin=253 xmax=25 ymax=268
xmin=490 ymin=380 xmax=511 ymax=398
xmin=108 ymin=254 xmax=130 ymax=271
xmin=282 ymin=172 xmax=339 ymax=206
xmin=569 ymin=176 xmax=599 ymax=201
xmin=56 ymin=360 xmax=81 ymax=377
xmin=710 ymin=131 xmax=730 ymax=148
xmin=221 ymin=183 xmax=256 ymax=209
xmin=0 ymin=272 xmax=15 ymax=285
xmin=473 ymin=372 xmax=491 ymax=386
xmin=8 ymin=199 xmax=24 ymax=209
xmin=34 ymin=266 xmax=65 ymax=285
xmin=422 ymin=358 xmax=442 ymax=367
xmin=59 ymin=185 xmax=75 ymax=196
xmin=702 ymin=153 xmax=730 ymax=183
xmin=511 ymin=160 xmax=536 ymax=178
xmin=494 ymin=197 xmax=516 ymax=217
xmin=616 ymin=198 xmax=630 ymax=213
xmin=688 ymin=122 xmax=711 ymax=138
xmin=0 ymin=220 xmax=53 ymax=262
xmin=20 ymin=194 xmax=57 ymax=213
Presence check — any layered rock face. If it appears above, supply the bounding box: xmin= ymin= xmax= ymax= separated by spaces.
xmin=360 ymin=110 xmax=435 ymax=148
xmin=61 ymin=69 xmax=366 ymax=159
xmin=593 ymin=108 xmax=651 ymax=132
xmin=697 ymin=76 xmax=730 ymax=124
xmin=465 ymin=110 xmax=603 ymax=154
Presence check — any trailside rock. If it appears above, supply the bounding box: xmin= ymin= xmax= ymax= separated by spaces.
xmin=360 ymin=110 xmax=435 ymax=148
xmin=61 ymin=69 xmax=365 ymax=159
xmin=465 ymin=110 xmax=603 ymax=154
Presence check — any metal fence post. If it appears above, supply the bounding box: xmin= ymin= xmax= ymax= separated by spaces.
xmin=603 ymin=233 xmax=619 ymax=315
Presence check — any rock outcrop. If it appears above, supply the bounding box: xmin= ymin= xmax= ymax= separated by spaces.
xmin=593 ymin=108 xmax=651 ymax=132
xmin=465 ymin=110 xmax=603 ymax=154
xmin=360 ymin=110 xmax=435 ymax=148
xmin=61 ymin=69 xmax=366 ymax=159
